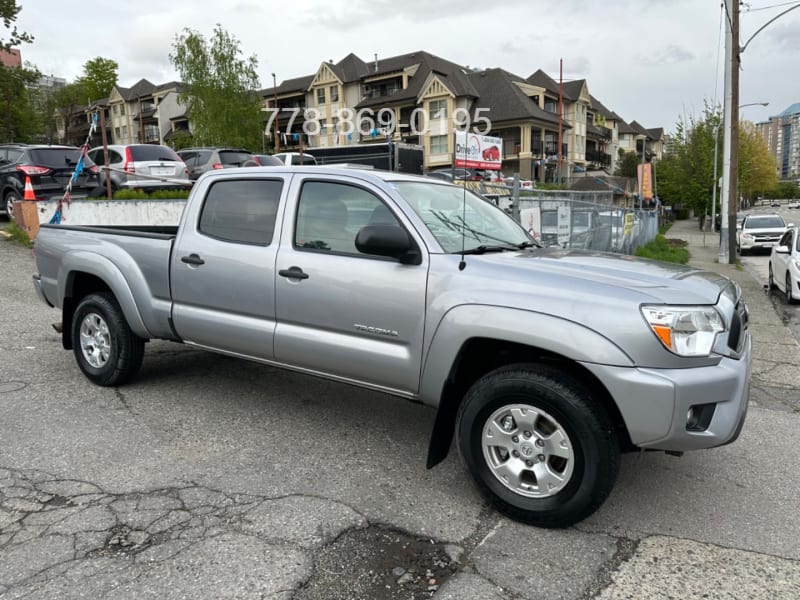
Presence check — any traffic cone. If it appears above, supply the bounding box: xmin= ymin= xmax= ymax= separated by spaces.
xmin=23 ymin=175 xmax=36 ymax=201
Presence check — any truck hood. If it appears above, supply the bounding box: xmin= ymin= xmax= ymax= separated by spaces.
xmin=461 ymin=247 xmax=732 ymax=305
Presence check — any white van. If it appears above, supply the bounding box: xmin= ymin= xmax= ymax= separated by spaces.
xmin=272 ymin=152 xmax=317 ymax=166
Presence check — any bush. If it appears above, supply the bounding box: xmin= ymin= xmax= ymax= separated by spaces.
xmin=2 ymin=221 xmax=33 ymax=248
xmin=635 ymin=234 xmax=689 ymax=264
xmin=108 ymin=189 xmax=191 ymax=200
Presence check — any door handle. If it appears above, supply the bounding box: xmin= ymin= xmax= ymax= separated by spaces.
xmin=278 ymin=266 xmax=309 ymax=280
xmin=181 ymin=253 xmax=205 ymax=266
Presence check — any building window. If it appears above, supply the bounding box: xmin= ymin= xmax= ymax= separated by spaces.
xmin=114 ymin=127 xmax=120 ymax=139
xmin=429 ymin=99 xmax=447 ymax=120
xmin=113 ymin=105 xmax=118 ymax=115
xmin=317 ymin=88 xmax=325 ymax=105
xmin=544 ymin=98 xmax=557 ymax=113
xmin=330 ymin=86 xmax=339 ymax=102
xmin=121 ymin=126 xmax=128 ymax=141
xmin=120 ymin=104 xmax=125 ymax=116
xmin=430 ymin=134 xmax=448 ymax=155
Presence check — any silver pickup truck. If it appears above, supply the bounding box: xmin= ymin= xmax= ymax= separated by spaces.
xmin=32 ymin=167 xmax=751 ymax=528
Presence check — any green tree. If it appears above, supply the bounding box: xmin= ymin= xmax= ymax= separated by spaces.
xmin=169 ymin=24 xmax=262 ymax=150
xmin=75 ymin=57 xmax=118 ymax=101
xmin=0 ymin=0 xmax=33 ymax=50
xmin=738 ymin=121 xmax=777 ymax=203
xmin=0 ymin=61 xmax=40 ymax=141
xmin=614 ymin=151 xmax=640 ymax=178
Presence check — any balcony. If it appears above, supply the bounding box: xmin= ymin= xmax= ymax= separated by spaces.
xmin=133 ymin=107 xmax=157 ymax=122
xmin=135 ymin=130 xmax=161 ymax=143
xmin=587 ymin=124 xmax=612 ymax=140
xmin=585 ymin=148 xmax=611 ymax=166
xmin=503 ymin=140 xmax=521 ymax=158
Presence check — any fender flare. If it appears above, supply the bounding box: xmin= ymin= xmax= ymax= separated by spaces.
xmin=421 ymin=304 xmax=633 ymax=468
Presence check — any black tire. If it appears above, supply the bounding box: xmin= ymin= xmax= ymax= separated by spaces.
xmin=787 ymin=274 xmax=798 ymax=304
xmin=71 ymin=292 xmax=145 ymax=386
xmin=457 ymin=363 xmax=620 ymax=528
xmin=5 ymin=190 xmax=20 ymax=221
xmin=768 ymin=264 xmax=776 ymax=290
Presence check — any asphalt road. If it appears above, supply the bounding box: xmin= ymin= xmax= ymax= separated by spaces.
xmin=1 ymin=224 xmax=799 ymax=599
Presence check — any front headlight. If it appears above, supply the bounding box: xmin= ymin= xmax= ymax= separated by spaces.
xmin=641 ymin=305 xmax=725 ymax=357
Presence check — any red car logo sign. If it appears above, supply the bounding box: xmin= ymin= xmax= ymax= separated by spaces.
xmin=482 ymin=146 xmax=500 ymax=161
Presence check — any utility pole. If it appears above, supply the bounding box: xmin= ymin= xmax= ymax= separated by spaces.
xmin=719 ymin=0 xmax=737 ymax=264
xmin=727 ymin=0 xmax=740 ymax=264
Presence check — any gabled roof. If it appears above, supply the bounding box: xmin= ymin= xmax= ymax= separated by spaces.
xmin=115 ymin=78 xmax=156 ymax=101
xmin=617 ymin=119 xmax=637 ymax=135
xmin=526 ymin=69 xmax=560 ymax=96
xmin=628 ymin=120 xmax=651 ymax=137
xmin=264 ymin=74 xmax=315 ymax=97
xmin=562 ymin=79 xmax=586 ymax=102
xmin=646 ymin=127 xmax=664 ymax=140
xmin=334 ymin=52 xmax=370 ymax=82
xmin=154 ymin=81 xmax=183 ymax=94
xmin=355 ymin=51 xmax=478 ymax=109
xmin=466 ymin=68 xmax=564 ymax=128
xmin=589 ymin=95 xmax=616 ymax=120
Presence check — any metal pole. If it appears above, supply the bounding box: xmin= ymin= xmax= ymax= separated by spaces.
xmin=711 ymin=124 xmax=720 ymax=232
xmin=99 ymin=107 xmax=112 ymax=198
xmin=272 ymin=73 xmax=280 ymax=154
xmin=727 ymin=0 xmax=740 ymax=264
xmin=557 ymin=58 xmax=563 ymax=185
xmin=719 ymin=0 xmax=734 ymax=263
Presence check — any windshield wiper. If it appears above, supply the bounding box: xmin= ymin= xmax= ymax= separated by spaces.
xmin=461 ymin=244 xmax=520 ymax=255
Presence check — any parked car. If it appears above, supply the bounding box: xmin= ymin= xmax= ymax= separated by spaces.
xmin=272 ymin=152 xmax=317 ymax=166
xmin=769 ymin=226 xmax=800 ymax=303
xmin=714 ymin=211 xmax=746 ymax=232
xmin=425 ymin=170 xmax=454 ymax=182
xmin=771 ymin=199 xmax=781 ymax=207
xmin=787 ymin=200 xmax=800 ymax=209
xmin=253 ymin=154 xmax=284 ymax=166
xmin=1 ymin=143 xmax=100 ymax=219
xmin=503 ymin=177 xmax=534 ymax=190
xmin=87 ymin=144 xmax=190 ymax=193
xmin=736 ymin=213 xmax=787 ymax=254
xmin=477 ymin=169 xmax=503 ymax=182
xmin=177 ymin=147 xmax=259 ymax=180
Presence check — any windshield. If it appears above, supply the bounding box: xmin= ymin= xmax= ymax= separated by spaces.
xmin=390 ymin=181 xmax=532 ymax=252
xmin=744 ymin=215 xmax=785 ymax=229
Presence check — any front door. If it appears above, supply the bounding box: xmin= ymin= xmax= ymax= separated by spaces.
xmin=171 ymin=176 xmax=287 ymax=360
xmin=274 ymin=176 xmax=428 ymax=394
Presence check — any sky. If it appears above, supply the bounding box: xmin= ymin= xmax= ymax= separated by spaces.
xmin=13 ymin=0 xmax=800 ymax=132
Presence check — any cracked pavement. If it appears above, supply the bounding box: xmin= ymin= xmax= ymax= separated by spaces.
xmin=3 ymin=221 xmax=800 ymax=599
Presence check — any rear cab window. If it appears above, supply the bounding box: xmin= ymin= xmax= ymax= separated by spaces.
xmin=198 ymin=179 xmax=283 ymax=245
xmin=218 ymin=151 xmax=254 ymax=166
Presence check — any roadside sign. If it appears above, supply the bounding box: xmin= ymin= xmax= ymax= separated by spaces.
xmin=454 ymin=131 xmax=503 ymax=170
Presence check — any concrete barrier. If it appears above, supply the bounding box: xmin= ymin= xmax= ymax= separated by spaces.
xmin=27 ymin=198 xmax=188 ymax=232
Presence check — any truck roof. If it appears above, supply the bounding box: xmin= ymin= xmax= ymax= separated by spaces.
xmin=199 ymin=165 xmax=443 ymax=186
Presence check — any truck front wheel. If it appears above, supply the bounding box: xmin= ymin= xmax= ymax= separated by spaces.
xmin=457 ymin=364 xmax=619 ymax=528
xmin=71 ymin=292 xmax=145 ymax=386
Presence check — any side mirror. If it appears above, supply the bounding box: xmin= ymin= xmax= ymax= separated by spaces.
xmin=355 ymin=225 xmax=421 ymax=265
xmin=788 ymin=223 xmax=795 ymax=228
xmin=776 ymin=245 xmax=790 ymax=255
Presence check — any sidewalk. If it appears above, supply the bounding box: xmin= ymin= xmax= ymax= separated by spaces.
xmin=666 ymin=218 xmax=800 ymax=393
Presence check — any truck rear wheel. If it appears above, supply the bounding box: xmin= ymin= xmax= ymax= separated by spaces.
xmin=457 ymin=363 xmax=619 ymax=528
xmin=71 ymin=292 xmax=145 ymax=386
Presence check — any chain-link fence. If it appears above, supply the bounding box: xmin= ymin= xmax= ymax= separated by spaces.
xmin=463 ymin=181 xmax=659 ymax=254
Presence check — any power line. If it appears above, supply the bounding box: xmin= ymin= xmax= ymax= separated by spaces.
xmin=744 ymin=1 xmax=800 ymax=12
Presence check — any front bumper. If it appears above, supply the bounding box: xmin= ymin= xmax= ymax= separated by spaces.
xmin=582 ymin=331 xmax=751 ymax=452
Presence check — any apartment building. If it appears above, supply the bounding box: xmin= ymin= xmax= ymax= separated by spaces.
xmin=106 ymin=79 xmax=186 ymax=146
xmin=757 ymin=103 xmax=800 ymax=181
xmin=265 ymin=51 xmax=659 ymax=180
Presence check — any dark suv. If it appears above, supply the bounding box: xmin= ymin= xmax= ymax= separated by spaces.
xmin=177 ymin=147 xmax=260 ymax=181
xmin=0 ymin=144 xmax=100 ymax=219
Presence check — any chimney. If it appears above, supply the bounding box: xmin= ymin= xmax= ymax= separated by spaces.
xmin=374 ymin=53 xmax=378 ymax=73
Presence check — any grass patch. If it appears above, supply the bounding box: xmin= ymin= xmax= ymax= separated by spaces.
xmin=634 ymin=234 xmax=689 ymax=264
xmin=2 ymin=221 xmax=33 ymax=248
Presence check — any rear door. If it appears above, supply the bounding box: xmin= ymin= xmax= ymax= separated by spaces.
xmin=170 ymin=175 xmax=288 ymax=359
xmin=129 ymin=145 xmax=186 ymax=183
xmin=774 ymin=230 xmax=794 ymax=291
xmin=273 ymin=175 xmax=428 ymax=394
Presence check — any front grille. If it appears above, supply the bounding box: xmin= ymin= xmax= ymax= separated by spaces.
xmin=728 ymin=300 xmax=749 ymax=352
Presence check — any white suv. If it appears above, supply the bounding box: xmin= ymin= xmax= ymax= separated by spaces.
xmin=737 ymin=214 xmax=787 ymax=255
xmin=87 ymin=144 xmax=190 ymax=193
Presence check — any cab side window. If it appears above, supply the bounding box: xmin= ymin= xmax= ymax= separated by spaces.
xmin=199 ymin=179 xmax=283 ymax=245
xmin=780 ymin=230 xmax=793 ymax=248
xmin=294 ymin=181 xmax=402 ymax=256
